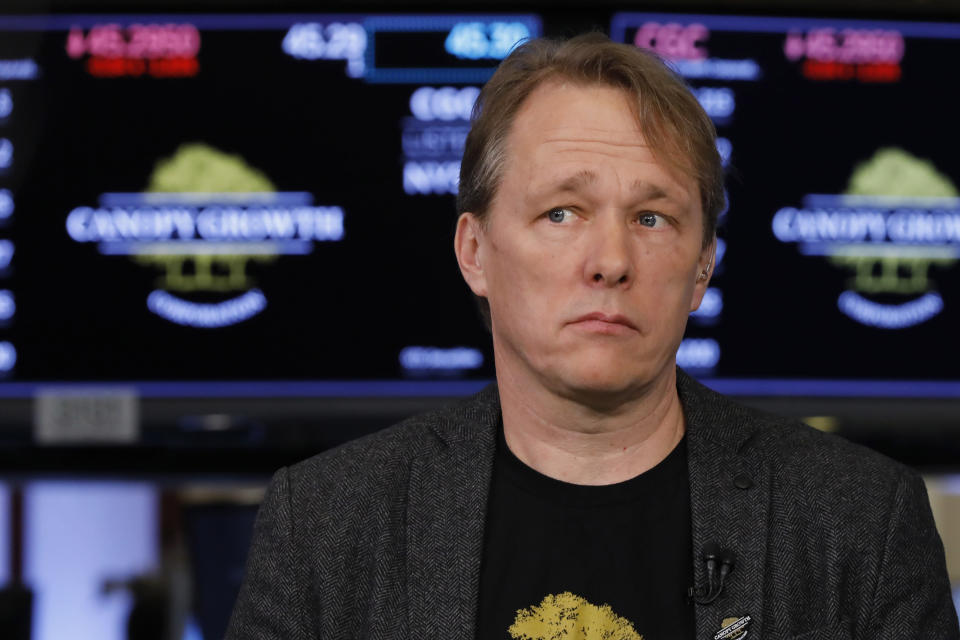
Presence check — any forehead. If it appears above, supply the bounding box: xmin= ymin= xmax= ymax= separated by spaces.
xmin=512 ymin=80 xmax=645 ymax=148
xmin=500 ymin=80 xmax=696 ymax=206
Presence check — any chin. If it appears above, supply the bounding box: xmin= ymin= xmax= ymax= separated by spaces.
xmin=551 ymin=366 xmax=652 ymax=403
xmin=547 ymin=351 xmax=673 ymax=404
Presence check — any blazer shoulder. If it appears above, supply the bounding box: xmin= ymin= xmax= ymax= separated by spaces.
xmin=748 ymin=406 xmax=912 ymax=483
xmin=714 ymin=399 xmax=921 ymax=518
xmin=680 ymin=372 xmax=916 ymax=492
xmin=703 ymin=393 xmax=924 ymax=552
xmin=283 ymin=385 xmax=498 ymax=499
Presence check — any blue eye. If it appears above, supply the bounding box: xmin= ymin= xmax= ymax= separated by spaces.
xmin=547 ymin=207 xmax=572 ymax=223
xmin=638 ymin=213 xmax=663 ymax=227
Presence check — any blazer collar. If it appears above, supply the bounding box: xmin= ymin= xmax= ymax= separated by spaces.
xmin=406 ymin=385 xmax=499 ymax=639
xmin=407 ymin=372 xmax=770 ymax=640
xmin=679 ymin=370 xmax=771 ymax=640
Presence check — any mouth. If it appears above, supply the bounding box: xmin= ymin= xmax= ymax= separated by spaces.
xmin=569 ymin=312 xmax=639 ymax=334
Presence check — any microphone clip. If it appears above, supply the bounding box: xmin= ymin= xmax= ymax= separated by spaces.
xmin=688 ymin=542 xmax=736 ymax=605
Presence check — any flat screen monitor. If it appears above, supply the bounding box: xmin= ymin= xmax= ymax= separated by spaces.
xmin=0 ymin=11 xmax=957 ymax=402
xmin=610 ymin=13 xmax=960 ymax=397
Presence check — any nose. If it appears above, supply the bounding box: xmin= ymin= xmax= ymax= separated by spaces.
xmin=584 ymin=216 xmax=633 ymax=288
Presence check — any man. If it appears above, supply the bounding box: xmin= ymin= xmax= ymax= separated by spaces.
xmin=227 ymin=34 xmax=958 ymax=639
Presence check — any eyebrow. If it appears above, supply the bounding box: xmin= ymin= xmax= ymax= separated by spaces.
xmin=554 ymin=170 xmax=598 ymax=193
xmin=545 ymin=170 xmax=673 ymax=201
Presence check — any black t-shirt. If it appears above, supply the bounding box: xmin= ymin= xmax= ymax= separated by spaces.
xmin=475 ymin=422 xmax=695 ymax=640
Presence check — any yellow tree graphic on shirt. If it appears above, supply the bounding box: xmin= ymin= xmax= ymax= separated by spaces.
xmin=509 ymin=591 xmax=644 ymax=640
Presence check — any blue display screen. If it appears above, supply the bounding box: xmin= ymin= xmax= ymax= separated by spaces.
xmin=0 ymin=12 xmax=957 ymax=398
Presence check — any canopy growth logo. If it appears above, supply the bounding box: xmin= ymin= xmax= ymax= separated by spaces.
xmin=772 ymin=148 xmax=958 ymax=329
xmin=67 ymin=143 xmax=344 ymax=328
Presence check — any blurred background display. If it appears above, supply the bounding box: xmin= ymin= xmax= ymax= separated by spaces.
xmin=0 ymin=11 xmax=957 ymax=394
xmin=0 ymin=13 xmax=545 ymax=385
xmin=0 ymin=3 xmax=959 ymax=640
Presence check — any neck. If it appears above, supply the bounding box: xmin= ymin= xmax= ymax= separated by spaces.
xmin=495 ymin=363 xmax=685 ymax=486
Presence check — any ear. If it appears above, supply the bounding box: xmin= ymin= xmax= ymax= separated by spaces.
xmin=454 ymin=212 xmax=488 ymax=297
xmin=689 ymin=235 xmax=717 ymax=312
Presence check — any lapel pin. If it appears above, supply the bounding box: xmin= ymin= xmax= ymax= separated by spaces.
xmin=714 ymin=615 xmax=751 ymax=640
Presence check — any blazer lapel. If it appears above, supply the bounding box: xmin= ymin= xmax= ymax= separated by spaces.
xmin=403 ymin=376 xmax=769 ymax=640
xmin=405 ymin=388 xmax=499 ymax=640
xmin=681 ymin=372 xmax=770 ymax=640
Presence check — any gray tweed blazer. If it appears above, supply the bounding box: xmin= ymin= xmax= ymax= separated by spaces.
xmin=226 ymin=371 xmax=959 ymax=639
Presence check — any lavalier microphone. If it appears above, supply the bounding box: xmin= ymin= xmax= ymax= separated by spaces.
xmin=688 ymin=542 xmax=736 ymax=605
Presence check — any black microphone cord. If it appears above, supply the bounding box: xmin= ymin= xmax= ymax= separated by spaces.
xmin=688 ymin=543 xmax=736 ymax=605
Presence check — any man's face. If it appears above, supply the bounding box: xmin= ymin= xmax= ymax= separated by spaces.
xmin=456 ymin=80 xmax=714 ymax=404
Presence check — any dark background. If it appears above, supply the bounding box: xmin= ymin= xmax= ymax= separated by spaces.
xmin=2 ymin=11 xmax=958 ymax=381
xmin=0 ymin=1 xmax=958 ymax=471
xmin=1 ymin=7 xmax=959 ymax=640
